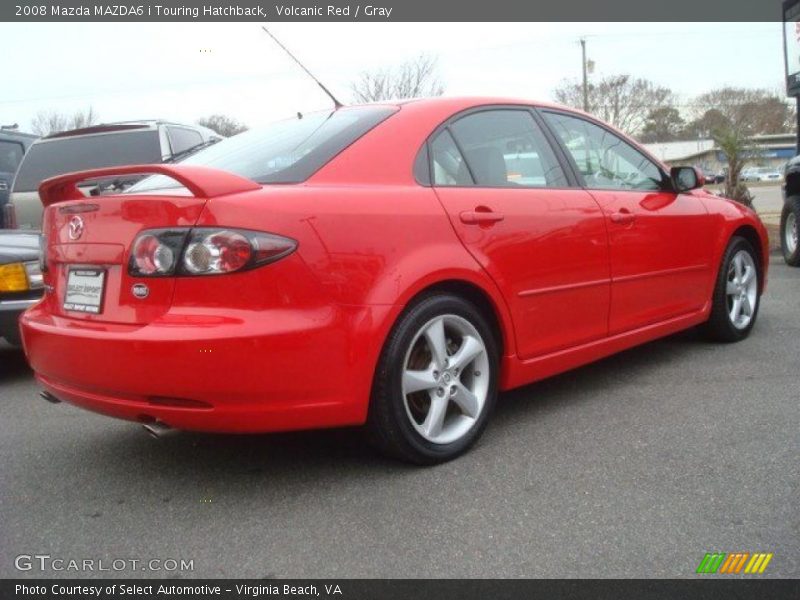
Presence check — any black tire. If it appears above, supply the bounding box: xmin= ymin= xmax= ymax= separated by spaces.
xmin=366 ymin=293 xmax=499 ymax=465
xmin=780 ymin=195 xmax=800 ymax=267
xmin=703 ymin=236 xmax=761 ymax=343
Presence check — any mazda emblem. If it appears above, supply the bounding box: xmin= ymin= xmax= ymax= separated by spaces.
xmin=68 ymin=216 xmax=85 ymax=240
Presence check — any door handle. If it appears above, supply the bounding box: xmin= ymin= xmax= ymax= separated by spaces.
xmin=460 ymin=208 xmax=505 ymax=225
xmin=610 ymin=209 xmax=635 ymax=225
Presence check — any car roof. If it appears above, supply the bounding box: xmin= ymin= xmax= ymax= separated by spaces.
xmin=0 ymin=130 xmax=39 ymax=145
xmin=394 ymin=95 xmax=580 ymax=113
xmin=40 ymin=120 xmax=219 ymax=141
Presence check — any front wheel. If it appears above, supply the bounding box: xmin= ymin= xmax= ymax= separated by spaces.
xmin=366 ymin=294 xmax=499 ymax=465
xmin=703 ymin=236 xmax=761 ymax=343
xmin=781 ymin=196 xmax=800 ymax=266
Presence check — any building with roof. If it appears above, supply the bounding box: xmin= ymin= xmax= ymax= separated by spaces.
xmin=643 ymin=133 xmax=796 ymax=174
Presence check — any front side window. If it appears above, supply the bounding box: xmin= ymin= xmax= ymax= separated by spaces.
xmin=447 ymin=110 xmax=567 ymax=188
xmin=543 ymin=111 xmax=664 ymax=191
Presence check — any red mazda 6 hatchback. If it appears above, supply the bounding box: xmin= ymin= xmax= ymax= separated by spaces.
xmin=21 ymin=98 xmax=768 ymax=463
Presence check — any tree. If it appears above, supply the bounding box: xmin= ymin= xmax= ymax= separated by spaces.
xmin=714 ymin=128 xmax=754 ymax=208
xmin=686 ymin=87 xmax=795 ymax=207
xmin=690 ymin=87 xmax=794 ymax=136
xmin=350 ymin=54 xmax=444 ymax=103
xmin=197 ymin=114 xmax=248 ymax=137
xmin=553 ymin=74 xmax=674 ymax=135
xmin=31 ymin=107 xmax=98 ymax=136
xmin=682 ymin=108 xmax=732 ymax=140
xmin=639 ymin=107 xmax=685 ymax=143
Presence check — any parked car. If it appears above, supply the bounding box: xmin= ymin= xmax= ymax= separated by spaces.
xmin=6 ymin=121 xmax=221 ymax=231
xmin=701 ymin=167 xmax=723 ymax=185
xmin=741 ymin=167 xmax=783 ymax=183
xmin=0 ymin=231 xmax=42 ymax=346
xmin=20 ymin=98 xmax=768 ymax=464
xmin=0 ymin=130 xmax=38 ymax=228
xmin=781 ymin=154 xmax=800 ymax=266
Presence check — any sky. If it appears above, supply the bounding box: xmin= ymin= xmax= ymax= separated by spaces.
xmin=0 ymin=22 xmax=789 ymax=132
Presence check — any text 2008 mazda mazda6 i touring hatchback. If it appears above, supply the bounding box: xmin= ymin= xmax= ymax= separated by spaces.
xmin=21 ymin=98 xmax=768 ymax=464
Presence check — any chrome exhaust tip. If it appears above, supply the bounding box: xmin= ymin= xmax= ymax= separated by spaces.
xmin=142 ymin=421 xmax=174 ymax=439
xmin=39 ymin=391 xmax=61 ymax=404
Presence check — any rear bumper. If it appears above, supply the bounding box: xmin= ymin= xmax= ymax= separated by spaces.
xmin=20 ymin=302 xmax=393 ymax=433
xmin=0 ymin=295 xmax=40 ymax=343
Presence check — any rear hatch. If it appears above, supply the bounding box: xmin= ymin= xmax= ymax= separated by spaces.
xmin=44 ymin=195 xmax=206 ymax=324
xmin=38 ymin=164 xmax=261 ymax=325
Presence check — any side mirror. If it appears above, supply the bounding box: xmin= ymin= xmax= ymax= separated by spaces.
xmin=671 ymin=166 xmax=704 ymax=192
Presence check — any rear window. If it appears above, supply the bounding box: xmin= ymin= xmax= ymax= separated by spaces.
xmin=167 ymin=126 xmax=204 ymax=155
xmin=12 ymin=130 xmax=161 ymax=192
xmin=127 ymin=106 xmax=397 ymax=193
xmin=0 ymin=140 xmax=25 ymax=174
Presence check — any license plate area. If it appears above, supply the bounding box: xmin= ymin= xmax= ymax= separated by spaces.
xmin=64 ymin=267 xmax=106 ymax=314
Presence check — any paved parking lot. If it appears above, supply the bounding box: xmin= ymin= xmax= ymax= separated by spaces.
xmin=750 ymin=184 xmax=783 ymax=216
xmin=1 ymin=256 xmax=797 ymax=579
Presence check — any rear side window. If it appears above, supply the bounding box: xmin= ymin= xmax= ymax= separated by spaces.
xmin=0 ymin=140 xmax=24 ymax=174
xmin=12 ymin=130 xmax=161 ymax=192
xmin=167 ymin=126 xmax=203 ymax=156
xmin=128 ymin=106 xmax=398 ymax=192
xmin=430 ymin=130 xmax=472 ymax=186
xmin=445 ymin=110 xmax=567 ymax=188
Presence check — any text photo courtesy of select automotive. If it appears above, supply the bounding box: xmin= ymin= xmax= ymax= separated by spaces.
xmin=1 ymin=7 xmax=799 ymax=588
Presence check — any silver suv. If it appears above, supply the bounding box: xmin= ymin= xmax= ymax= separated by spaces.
xmin=6 ymin=120 xmax=221 ymax=231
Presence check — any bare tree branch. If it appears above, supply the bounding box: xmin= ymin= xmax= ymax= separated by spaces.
xmin=350 ymin=54 xmax=444 ymax=103
xmin=196 ymin=114 xmax=248 ymax=137
xmin=688 ymin=87 xmax=795 ymax=137
xmin=31 ymin=107 xmax=98 ymax=136
xmin=553 ymin=74 xmax=674 ymax=136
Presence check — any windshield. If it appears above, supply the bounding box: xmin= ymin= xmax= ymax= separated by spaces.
xmin=127 ymin=106 xmax=397 ymax=193
xmin=12 ymin=130 xmax=161 ymax=192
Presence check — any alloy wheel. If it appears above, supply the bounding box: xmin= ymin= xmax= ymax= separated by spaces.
xmin=785 ymin=212 xmax=798 ymax=256
xmin=401 ymin=314 xmax=490 ymax=445
xmin=726 ymin=250 xmax=758 ymax=330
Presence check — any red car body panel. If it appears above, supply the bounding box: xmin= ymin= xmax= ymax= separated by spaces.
xmin=20 ymin=97 xmax=769 ymax=433
xmin=434 ymin=186 xmax=611 ymax=359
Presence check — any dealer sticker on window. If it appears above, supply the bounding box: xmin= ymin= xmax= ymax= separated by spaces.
xmin=64 ymin=268 xmax=106 ymax=314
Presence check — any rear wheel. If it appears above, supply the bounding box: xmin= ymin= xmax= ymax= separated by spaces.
xmin=781 ymin=196 xmax=800 ymax=266
xmin=704 ymin=236 xmax=760 ymax=343
xmin=367 ymin=294 xmax=498 ymax=464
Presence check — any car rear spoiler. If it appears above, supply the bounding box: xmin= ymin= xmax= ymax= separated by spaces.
xmin=38 ymin=164 xmax=262 ymax=207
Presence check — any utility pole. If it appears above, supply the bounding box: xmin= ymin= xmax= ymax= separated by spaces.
xmin=580 ymin=37 xmax=589 ymax=112
xmin=796 ymin=96 xmax=800 ymax=155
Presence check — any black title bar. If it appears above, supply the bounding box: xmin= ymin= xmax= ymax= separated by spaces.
xmin=3 ymin=579 xmax=800 ymax=600
xmin=1 ymin=0 xmax=786 ymax=22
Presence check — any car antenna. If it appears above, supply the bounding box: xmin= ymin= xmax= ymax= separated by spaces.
xmin=261 ymin=26 xmax=344 ymax=110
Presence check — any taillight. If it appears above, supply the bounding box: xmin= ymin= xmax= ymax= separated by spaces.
xmin=0 ymin=261 xmax=41 ymax=292
xmin=3 ymin=203 xmax=17 ymax=229
xmin=184 ymin=230 xmax=252 ymax=274
xmin=38 ymin=233 xmax=47 ymax=273
xmin=130 ymin=229 xmax=187 ymax=276
xmin=128 ymin=228 xmax=296 ymax=277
